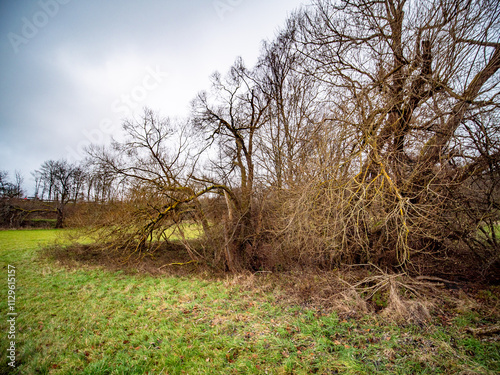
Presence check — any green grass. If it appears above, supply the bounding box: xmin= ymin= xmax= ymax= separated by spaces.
xmin=486 ymin=223 xmax=500 ymax=239
xmin=163 ymin=222 xmax=203 ymax=241
xmin=0 ymin=229 xmax=499 ymax=374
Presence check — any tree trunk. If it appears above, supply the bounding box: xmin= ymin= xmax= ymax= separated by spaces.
xmin=55 ymin=206 xmax=64 ymax=228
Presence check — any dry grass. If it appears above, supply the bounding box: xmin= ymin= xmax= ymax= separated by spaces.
xmin=47 ymin=240 xmax=499 ymax=330
xmin=380 ymin=280 xmax=432 ymax=325
xmin=221 ymin=265 xmax=494 ymax=328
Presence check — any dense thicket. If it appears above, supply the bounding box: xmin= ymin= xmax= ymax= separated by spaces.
xmin=60 ymin=0 xmax=500 ymax=278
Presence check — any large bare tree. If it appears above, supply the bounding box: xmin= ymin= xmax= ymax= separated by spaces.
xmin=285 ymin=0 xmax=500 ymax=268
xmin=191 ymin=59 xmax=270 ymax=271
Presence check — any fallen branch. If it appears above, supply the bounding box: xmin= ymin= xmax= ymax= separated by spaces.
xmin=466 ymin=325 xmax=500 ymax=336
xmin=415 ymin=276 xmax=460 ymax=285
xmin=158 ymin=260 xmax=198 ymax=269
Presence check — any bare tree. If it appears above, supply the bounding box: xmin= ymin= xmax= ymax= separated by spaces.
xmin=256 ymin=24 xmax=324 ymax=189
xmin=191 ymin=59 xmax=270 ymax=271
xmin=78 ymin=0 xmax=499 ymax=277
xmin=31 ymin=170 xmax=42 ymax=199
xmin=283 ymin=0 xmax=500 ymax=268
xmin=84 ymin=162 xmax=118 ymax=203
xmin=37 ymin=159 xmax=86 ymax=228
xmin=86 ymin=108 xmax=220 ymax=261
xmin=0 ymin=171 xmax=24 ymax=199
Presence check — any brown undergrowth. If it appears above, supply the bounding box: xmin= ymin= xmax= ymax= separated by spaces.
xmin=45 ymin=241 xmax=213 ymax=277
xmin=222 ymin=268 xmax=490 ymax=326
xmin=45 ymin=242 xmax=500 ymax=330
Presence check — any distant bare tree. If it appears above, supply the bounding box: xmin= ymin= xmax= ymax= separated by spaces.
xmin=0 ymin=170 xmax=23 ymax=198
xmin=37 ymin=159 xmax=86 ymax=228
xmin=31 ymin=170 xmax=42 ymax=199
xmin=84 ymin=163 xmax=118 ymax=203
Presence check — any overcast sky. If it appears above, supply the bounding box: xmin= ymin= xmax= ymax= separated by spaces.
xmin=0 ymin=0 xmax=306 ymax=196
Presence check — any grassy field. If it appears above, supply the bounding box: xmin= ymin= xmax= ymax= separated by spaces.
xmin=0 ymin=229 xmax=499 ymax=374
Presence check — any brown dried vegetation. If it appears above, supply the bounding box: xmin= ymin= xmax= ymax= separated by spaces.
xmin=63 ymin=0 xmax=500 ymax=291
